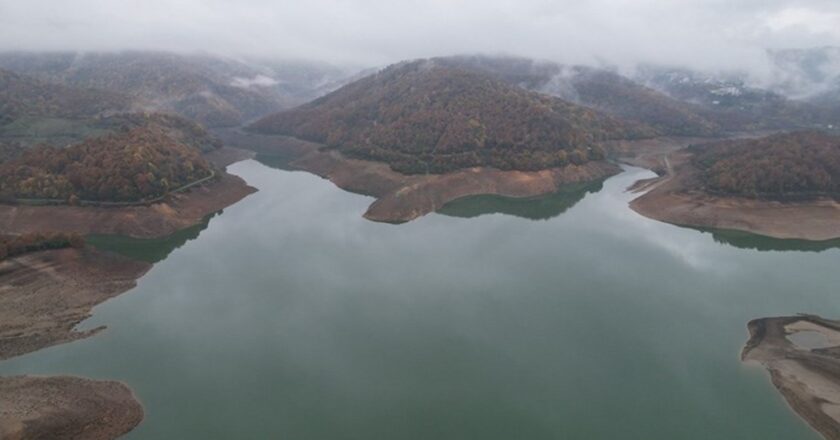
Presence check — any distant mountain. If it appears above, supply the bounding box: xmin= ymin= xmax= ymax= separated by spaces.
xmin=1 ymin=67 xmax=135 ymax=148
xmin=634 ymin=65 xmax=828 ymax=131
xmin=0 ymin=67 xmax=133 ymax=123
xmin=767 ymin=47 xmax=840 ymax=101
xmin=0 ymin=68 xmax=221 ymax=156
xmin=0 ymin=51 xmax=360 ymax=127
xmin=691 ymin=131 xmax=840 ymax=200
xmin=250 ymin=59 xmax=655 ymax=174
xmin=423 ymin=56 xmax=720 ymax=137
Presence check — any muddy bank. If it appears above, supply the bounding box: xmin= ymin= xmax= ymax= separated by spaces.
xmin=0 ymin=375 xmax=143 ymax=440
xmin=629 ymin=150 xmax=840 ymax=241
xmin=220 ymin=130 xmax=621 ymax=223
xmin=0 ymin=171 xmax=256 ymax=239
xmin=362 ymin=162 xmax=620 ymax=223
xmin=0 ymin=247 xmax=151 ymax=361
xmin=0 ymin=247 xmax=150 ymax=439
xmin=0 ymin=146 xmax=256 ymax=439
xmin=743 ymin=315 xmax=840 ymax=440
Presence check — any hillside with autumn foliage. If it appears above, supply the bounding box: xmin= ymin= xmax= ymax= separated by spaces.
xmin=0 ymin=52 xmax=360 ymax=128
xmin=0 ymin=68 xmax=133 ymax=124
xmin=250 ymin=59 xmax=656 ymax=173
xmin=691 ymin=131 xmax=840 ymax=200
xmin=431 ymin=56 xmax=723 ymax=137
xmin=0 ymin=126 xmax=214 ymax=203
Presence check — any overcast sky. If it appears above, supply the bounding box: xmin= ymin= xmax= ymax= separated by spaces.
xmin=1 ymin=0 xmax=839 ymax=72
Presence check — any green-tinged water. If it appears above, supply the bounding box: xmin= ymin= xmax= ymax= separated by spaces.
xmin=2 ymin=159 xmax=838 ymax=439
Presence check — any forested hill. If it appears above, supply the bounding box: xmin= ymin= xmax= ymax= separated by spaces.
xmin=0 ymin=52 xmax=359 ymax=128
xmin=692 ymin=131 xmax=840 ymax=200
xmin=250 ymin=59 xmax=656 ymax=174
xmin=0 ymin=67 xmax=221 ymax=154
xmin=0 ymin=125 xmax=214 ymax=203
xmin=0 ymin=68 xmax=133 ymax=123
xmin=431 ymin=56 xmax=722 ymax=137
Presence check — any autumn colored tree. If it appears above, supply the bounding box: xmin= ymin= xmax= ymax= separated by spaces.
xmin=250 ymin=60 xmax=655 ymax=174
xmin=692 ymin=131 xmax=840 ymax=200
xmin=0 ymin=126 xmax=214 ymax=203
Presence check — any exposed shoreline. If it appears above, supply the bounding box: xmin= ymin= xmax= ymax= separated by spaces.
xmin=742 ymin=315 xmax=840 ymax=440
xmin=0 ymin=146 xmax=258 ymax=439
xmin=0 ymin=247 xmax=151 ymax=439
xmin=0 ymin=247 xmax=151 ymax=361
xmin=626 ymin=142 xmax=840 ymax=241
xmin=218 ymin=130 xmax=622 ymax=223
xmin=0 ymin=148 xmax=257 ymax=239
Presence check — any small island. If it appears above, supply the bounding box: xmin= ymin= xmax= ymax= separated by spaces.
xmin=630 ymin=131 xmax=840 ymax=241
xmin=0 ymin=375 xmax=144 ymax=440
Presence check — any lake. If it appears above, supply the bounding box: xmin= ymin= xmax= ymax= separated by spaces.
xmin=2 ymin=159 xmax=838 ymax=439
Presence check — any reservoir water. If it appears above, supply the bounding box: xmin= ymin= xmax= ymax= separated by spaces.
xmin=2 ymin=159 xmax=838 ymax=439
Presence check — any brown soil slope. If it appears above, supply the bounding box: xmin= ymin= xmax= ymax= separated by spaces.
xmin=0 ymin=247 xmax=151 ymax=361
xmin=0 ymin=247 xmax=150 ymax=439
xmin=743 ymin=315 xmax=840 ymax=440
xmin=0 ymin=172 xmax=255 ymax=239
xmin=630 ymin=148 xmax=840 ymax=241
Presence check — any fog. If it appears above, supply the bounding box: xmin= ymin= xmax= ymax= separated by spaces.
xmin=1 ymin=0 xmax=839 ymax=74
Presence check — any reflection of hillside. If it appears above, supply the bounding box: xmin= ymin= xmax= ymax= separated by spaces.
xmin=437 ymin=180 xmax=604 ymax=221
xmin=698 ymin=227 xmax=840 ymax=253
xmin=254 ymin=152 xmax=302 ymax=172
xmin=86 ymin=212 xmax=217 ymax=263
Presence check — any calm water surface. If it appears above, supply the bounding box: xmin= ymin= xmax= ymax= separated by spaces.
xmin=2 ymin=159 xmax=839 ymax=439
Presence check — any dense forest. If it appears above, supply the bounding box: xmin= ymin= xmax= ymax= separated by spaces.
xmin=0 ymin=126 xmax=214 ymax=203
xmin=0 ymin=68 xmax=132 ymax=122
xmin=0 ymin=232 xmax=84 ymax=260
xmin=98 ymin=113 xmax=223 ymax=153
xmin=692 ymin=131 xmax=840 ymax=200
xmin=0 ymin=52 xmax=355 ymax=128
xmin=251 ymin=60 xmax=656 ymax=173
xmin=431 ymin=57 xmax=723 ymax=137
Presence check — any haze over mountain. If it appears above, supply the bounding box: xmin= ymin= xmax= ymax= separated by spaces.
xmin=0 ymin=52 xmax=359 ymax=128
xmin=0 ymin=67 xmax=133 ymax=122
xmin=767 ymin=47 xmax=840 ymax=100
xmin=3 ymin=0 xmax=840 ymax=75
xmin=427 ymin=56 xmax=722 ymax=136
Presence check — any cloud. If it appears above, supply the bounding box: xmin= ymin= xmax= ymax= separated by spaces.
xmin=763 ymin=6 xmax=840 ymax=40
xmin=0 ymin=0 xmax=838 ymax=72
